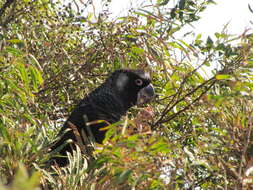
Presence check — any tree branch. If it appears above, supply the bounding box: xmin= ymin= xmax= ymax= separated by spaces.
xmin=153 ymin=76 xmax=216 ymax=126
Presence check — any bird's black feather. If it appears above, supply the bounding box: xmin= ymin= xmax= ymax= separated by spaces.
xmin=48 ymin=69 xmax=154 ymax=166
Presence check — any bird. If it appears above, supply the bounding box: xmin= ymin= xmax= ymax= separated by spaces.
xmin=48 ymin=69 xmax=155 ymax=166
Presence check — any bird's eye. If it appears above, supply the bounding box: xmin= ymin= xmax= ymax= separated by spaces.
xmin=135 ymin=79 xmax=143 ymax=86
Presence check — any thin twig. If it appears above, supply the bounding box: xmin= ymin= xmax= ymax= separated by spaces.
xmin=155 ymin=55 xmax=213 ymax=125
xmin=156 ymin=80 xmax=216 ymax=125
xmin=154 ymin=76 xmax=215 ymax=126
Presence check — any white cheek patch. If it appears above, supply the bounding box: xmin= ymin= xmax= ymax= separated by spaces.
xmin=139 ymin=72 xmax=150 ymax=80
xmin=116 ymin=73 xmax=129 ymax=91
xmin=144 ymin=72 xmax=150 ymax=79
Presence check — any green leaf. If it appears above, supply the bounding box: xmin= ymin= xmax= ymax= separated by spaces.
xmin=206 ymin=36 xmax=213 ymax=49
xmin=28 ymin=54 xmax=43 ymax=71
xmin=7 ymin=39 xmax=24 ymax=44
xmin=248 ymin=4 xmax=253 ymax=13
xmin=215 ymin=74 xmax=231 ymax=80
xmin=12 ymin=163 xmax=41 ymax=190
xmin=5 ymin=47 xmax=22 ymax=56
xmin=17 ymin=63 xmax=29 ymax=90
xmin=196 ymin=34 xmax=202 ymax=40
xmin=6 ymin=78 xmax=28 ymax=104
xmin=158 ymin=0 xmax=170 ymax=6
xmin=168 ymin=42 xmax=182 ymax=49
xmin=179 ymin=0 xmax=186 ymax=10
xmin=103 ymin=121 xmax=123 ymax=143
xmin=115 ymin=169 xmax=132 ymax=185
xmin=150 ymin=141 xmax=170 ymax=154
xmin=131 ymin=46 xmax=145 ymax=55
xmin=29 ymin=66 xmax=43 ymax=90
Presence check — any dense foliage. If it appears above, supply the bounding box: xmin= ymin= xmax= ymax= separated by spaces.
xmin=0 ymin=0 xmax=253 ymax=189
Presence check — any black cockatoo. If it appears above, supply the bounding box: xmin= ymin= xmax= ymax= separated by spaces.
xmin=49 ymin=69 xmax=155 ymax=166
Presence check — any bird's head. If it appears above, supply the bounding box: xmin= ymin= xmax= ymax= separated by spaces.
xmin=108 ymin=69 xmax=155 ymax=108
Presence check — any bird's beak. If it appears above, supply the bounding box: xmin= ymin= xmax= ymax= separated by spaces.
xmin=137 ymin=84 xmax=155 ymax=105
